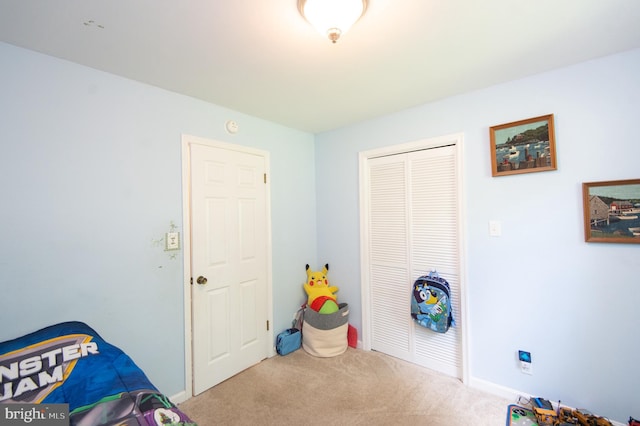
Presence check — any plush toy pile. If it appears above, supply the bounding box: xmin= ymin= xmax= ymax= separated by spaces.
xmin=304 ymin=264 xmax=339 ymax=313
xmin=301 ymin=263 xmax=350 ymax=357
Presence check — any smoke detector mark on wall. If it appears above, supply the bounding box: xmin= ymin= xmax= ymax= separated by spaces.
xmin=225 ymin=120 xmax=239 ymax=134
xmin=83 ymin=20 xmax=104 ymax=29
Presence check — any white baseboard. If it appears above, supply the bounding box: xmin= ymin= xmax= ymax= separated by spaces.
xmin=468 ymin=376 xmax=523 ymax=401
xmin=169 ymin=390 xmax=189 ymax=405
xmin=468 ymin=377 xmax=625 ymax=426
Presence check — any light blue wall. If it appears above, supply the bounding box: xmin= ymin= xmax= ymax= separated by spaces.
xmin=2 ymin=39 xmax=639 ymax=422
xmin=315 ymin=49 xmax=640 ymax=423
xmin=0 ymin=42 xmax=316 ymax=396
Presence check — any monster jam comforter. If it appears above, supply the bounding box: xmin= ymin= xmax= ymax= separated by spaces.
xmin=0 ymin=321 xmax=195 ymax=425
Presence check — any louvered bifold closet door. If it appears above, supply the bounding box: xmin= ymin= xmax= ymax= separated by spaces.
xmin=409 ymin=146 xmax=461 ymax=378
xmin=368 ymin=145 xmax=461 ymax=379
xmin=368 ymin=155 xmax=412 ymax=361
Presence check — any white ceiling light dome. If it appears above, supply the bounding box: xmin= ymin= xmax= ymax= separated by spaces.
xmin=298 ymin=0 xmax=368 ymax=43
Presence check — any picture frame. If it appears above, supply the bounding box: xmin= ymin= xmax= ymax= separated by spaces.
xmin=490 ymin=114 xmax=557 ymax=177
xmin=582 ymin=179 xmax=640 ymax=244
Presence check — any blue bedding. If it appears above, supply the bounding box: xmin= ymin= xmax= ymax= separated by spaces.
xmin=0 ymin=321 xmax=195 ymax=425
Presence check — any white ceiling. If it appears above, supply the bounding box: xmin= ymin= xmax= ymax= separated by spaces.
xmin=1 ymin=0 xmax=639 ymax=133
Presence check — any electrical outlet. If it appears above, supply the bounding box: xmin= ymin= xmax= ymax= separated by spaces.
xmin=518 ymin=350 xmax=532 ymax=375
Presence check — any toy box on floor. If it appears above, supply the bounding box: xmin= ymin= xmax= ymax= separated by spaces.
xmin=302 ymin=302 xmax=349 ymax=357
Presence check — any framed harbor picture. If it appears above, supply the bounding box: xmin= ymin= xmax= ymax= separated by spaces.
xmin=582 ymin=179 xmax=640 ymax=244
xmin=490 ymin=114 xmax=557 ymax=177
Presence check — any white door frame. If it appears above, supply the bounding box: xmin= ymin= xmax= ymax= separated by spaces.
xmin=358 ymin=132 xmax=470 ymax=384
xmin=181 ymin=134 xmax=274 ymax=400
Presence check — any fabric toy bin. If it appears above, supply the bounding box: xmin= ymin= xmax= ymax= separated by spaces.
xmin=303 ymin=303 xmax=349 ymax=357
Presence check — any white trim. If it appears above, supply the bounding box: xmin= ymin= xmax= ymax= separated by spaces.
xmin=169 ymin=390 xmax=188 ymax=405
xmin=358 ymin=132 xmax=468 ymax=382
xmin=180 ymin=137 xmax=193 ymax=400
xmin=455 ymin=137 xmax=470 ymax=385
xmin=358 ymin=151 xmax=372 ymax=351
xmin=468 ymin=376 xmax=523 ymax=401
xmin=180 ymin=134 xmax=274 ymax=401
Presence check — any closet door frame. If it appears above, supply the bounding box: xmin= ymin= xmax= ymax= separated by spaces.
xmin=358 ymin=133 xmax=469 ymax=384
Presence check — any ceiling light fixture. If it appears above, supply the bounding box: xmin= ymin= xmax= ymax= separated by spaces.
xmin=298 ymin=0 xmax=368 ymax=44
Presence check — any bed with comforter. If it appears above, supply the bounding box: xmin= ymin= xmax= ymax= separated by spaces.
xmin=0 ymin=321 xmax=195 ymax=425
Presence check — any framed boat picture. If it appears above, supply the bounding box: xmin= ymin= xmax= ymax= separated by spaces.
xmin=582 ymin=179 xmax=640 ymax=244
xmin=490 ymin=114 xmax=557 ymax=177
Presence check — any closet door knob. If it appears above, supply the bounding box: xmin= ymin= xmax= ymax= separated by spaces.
xmin=196 ymin=276 xmax=208 ymax=285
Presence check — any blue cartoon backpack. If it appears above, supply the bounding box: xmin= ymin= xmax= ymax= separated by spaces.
xmin=411 ymin=270 xmax=454 ymax=333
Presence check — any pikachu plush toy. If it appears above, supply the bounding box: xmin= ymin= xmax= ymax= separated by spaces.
xmin=303 ymin=264 xmax=339 ymax=314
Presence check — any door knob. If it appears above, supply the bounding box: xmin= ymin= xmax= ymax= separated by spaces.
xmin=196 ymin=276 xmax=208 ymax=285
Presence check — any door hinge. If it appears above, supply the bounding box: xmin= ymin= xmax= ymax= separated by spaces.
xmin=266 ymin=320 xmax=270 ymax=331
xmin=264 ymin=173 xmax=267 ymax=184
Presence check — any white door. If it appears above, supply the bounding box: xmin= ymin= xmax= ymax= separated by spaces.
xmin=189 ymin=141 xmax=270 ymax=395
xmin=361 ymin=136 xmax=465 ymax=380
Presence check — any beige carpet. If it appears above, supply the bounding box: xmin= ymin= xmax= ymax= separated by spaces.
xmin=178 ymin=348 xmax=511 ymax=426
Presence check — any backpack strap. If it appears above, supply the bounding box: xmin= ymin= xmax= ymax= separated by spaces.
xmin=292 ymin=303 xmax=306 ymax=330
xmin=425 ymin=269 xmax=455 ymax=328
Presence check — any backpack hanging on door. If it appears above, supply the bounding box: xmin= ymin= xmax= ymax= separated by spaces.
xmin=411 ymin=270 xmax=454 ymax=333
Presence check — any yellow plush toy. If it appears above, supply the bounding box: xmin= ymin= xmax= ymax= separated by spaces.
xmin=304 ymin=264 xmax=339 ymax=314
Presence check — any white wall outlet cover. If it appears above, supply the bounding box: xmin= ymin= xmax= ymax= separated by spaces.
xmin=225 ymin=120 xmax=239 ymax=134
xmin=518 ymin=350 xmax=532 ymax=375
xmin=520 ymin=361 xmax=533 ymax=375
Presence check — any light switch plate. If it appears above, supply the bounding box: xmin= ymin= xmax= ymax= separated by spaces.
xmin=165 ymin=232 xmax=180 ymax=251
